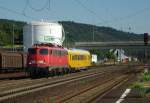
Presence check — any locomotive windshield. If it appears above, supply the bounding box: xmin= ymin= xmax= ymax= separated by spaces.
xmin=39 ymin=49 xmax=48 ymax=55
xmin=28 ymin=48 xmax=36 ymax=54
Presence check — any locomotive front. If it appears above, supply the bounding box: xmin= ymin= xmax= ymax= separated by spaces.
xmin=27 ymin=45 xmax=68 ymax=77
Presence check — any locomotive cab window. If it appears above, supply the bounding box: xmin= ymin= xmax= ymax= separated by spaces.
xmin=39 ymin=49 xmax=48 ymax=55
xmin=28 ymin=48 xmax=36 ymax=54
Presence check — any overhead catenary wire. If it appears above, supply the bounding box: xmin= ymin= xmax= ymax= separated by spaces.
xmin=27 ymin=0 xmax=50 ymax=12
xmin=0 ymin=0 xmax=53 ymax=22
xmin=22 ymin=0 xmax=29 ymax=16
xmin=0 ymin=5 xmax=37 ymax=20
xmin=73 ymin=0 xmax=107 ymax=25
xmin=109 ymin=7 xmax=150 ymax=23
xmin=47 ymin=0 xmax=51 ymax=10
xmin=0 ymin=0 xmax=149 ymax=30
xmin=74 ymin=0 xmax=150 ymax=28
xmin=104 ymin=6 xmax=150 ymax=32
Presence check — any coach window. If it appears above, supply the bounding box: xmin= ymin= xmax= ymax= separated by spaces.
xmin=72 ymin=55 xmax=77 ymax=60
xmin=84 ymin=56 xmax=87 ymax=60
xmin=81 ymin=55 xmax=83 ymax=60
xmin=39 ymin=49 xmax=48 ymax=55
xmin=70 ymin=54 xmax=72 ymax=61
xmin=78 ymin=55 xmax=81 ymax=60
xmin=73 ymin=55 xmax=75 ymax=60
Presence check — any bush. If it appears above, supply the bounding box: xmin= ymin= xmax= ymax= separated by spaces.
xmin=143 ymin=72 xmax=150 ymax=81
xmin=130 ymin=82 xmax=143 ymax=89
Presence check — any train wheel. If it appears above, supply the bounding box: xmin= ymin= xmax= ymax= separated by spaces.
xmin=51 ymin=70 xmax=56 ymax=76
xmin=63 ymin=68 xmax=66 ymax=75
xmin=48 ymin=71 xmax=53 ymax=77
xmin=60 ymin=69 xmax=63 ymax=76
xmin=66 ymin=68 xmax=70 ymax=74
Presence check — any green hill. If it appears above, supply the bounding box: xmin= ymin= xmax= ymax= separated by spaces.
xmin=0 ymin=19 xmax=25 ymax=45
xmin=60 ymin=21 xmax=143 ymax=44
xmin=0 ymin=19 xmax=144 ymax=46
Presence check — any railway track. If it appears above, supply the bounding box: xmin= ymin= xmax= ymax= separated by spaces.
xmin=0 ymin=71 xmax=106 ymax=102
xmin=60 ymin=74 xmax=131 ymax=103
xmin=0 ymin=65 xmax=127 ymax=90
xmin=0 ymin=66 xmax=130 ymax=103
xmin=0 ymin=64 xmax=140 ymax=80
xmin=0 ymin=67 xmax=118 ymax=101
xmin=0 ymin=72 xmax=28 ymax=80
xmin=0 ymin=67 xmax=101 ymax=90
xmin=0 ymin=65 xmax=107 ymax=80
xmin=0 ymin=65 xmax=141 ymax=103
xmin=86 ymin=75 xmax=133 ymax=103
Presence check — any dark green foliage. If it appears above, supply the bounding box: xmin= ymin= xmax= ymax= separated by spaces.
xmin=0 ymin=19 xmax=145 ymax=46
xmin=131 ymin=82 xmax=144 ymax=89
xmin=0 ymin=19 xmax=26 ymax=45
xmin=105 ymin=51 xmax=116 ymax=59
xmin=89 ymin=49 xmax=115 ymax=60
xmin=89 ymin=49 xmax=105 ymax=59
xmin=60 ymin=21 xmax=144 ymax=45
xmin=143 ymin=72 xmax=150 ymax=81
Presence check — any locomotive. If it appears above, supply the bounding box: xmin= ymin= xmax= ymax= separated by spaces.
xmin=27 ymin=44 xmax=91 ymax=77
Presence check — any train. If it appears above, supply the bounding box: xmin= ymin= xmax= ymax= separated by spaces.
xmin=0 ymin=44 xmax=91 ymax=77
xmin=27 ymin=44 xmax=91 ymax=77
xmin=0 ymin=21 xmax=92 ymax=78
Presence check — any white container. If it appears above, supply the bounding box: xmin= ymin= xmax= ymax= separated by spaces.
xmin=92 ymin=54 xmax=97 ymax=63
xmin=23 ymin=21 xmax=65 ymax=52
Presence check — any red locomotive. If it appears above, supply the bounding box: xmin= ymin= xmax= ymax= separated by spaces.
xmin=27 ymin=44 xmax=68 ymax=77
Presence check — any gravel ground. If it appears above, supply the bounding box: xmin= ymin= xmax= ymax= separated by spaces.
xmin=0 ymin=68 xmax=127 ymax=103
xmin=0 ymin=65 xmax=136 ymax=103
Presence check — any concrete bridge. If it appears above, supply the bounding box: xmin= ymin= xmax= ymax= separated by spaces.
xmin=75 ymin=41 xmax=150 ymax=49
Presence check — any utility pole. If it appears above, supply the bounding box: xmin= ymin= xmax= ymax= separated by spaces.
xmin=92 ymin=25 xmax=95 ymax=41
xmin=144 ymin=33 xmax=148 ymax=63
xmin=65 ymin=31 xmax=69 ymax=48
xmin=12 ymin=24 xmax=14 ymax=52
xmin=143 ymin=33 xmax=149 ymax=72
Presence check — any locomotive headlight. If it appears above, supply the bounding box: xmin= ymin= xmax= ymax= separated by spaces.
xmin=29 ymin=60 xmax=36 ymax=64
xmin=29 ymin=60 xmax=45 ymax=64
xmin=37 ymin=60 xmax=45 ymax=64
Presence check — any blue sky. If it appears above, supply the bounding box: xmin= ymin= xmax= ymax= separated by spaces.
xmin=0 ymin=0 xmax=150 ymax=34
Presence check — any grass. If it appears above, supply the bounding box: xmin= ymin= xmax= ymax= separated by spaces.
xmin=143 ymin=72 xmax=150 ymax=81
xmin=130 ymin=82 xmax=148 ymax=97
xmin=130 ymin=82 xmax=143 ymax=89
xmin=2 ymin=45 xmax=23 ymax=48
xmin=130 ymin=71 xmax=150 ymax=97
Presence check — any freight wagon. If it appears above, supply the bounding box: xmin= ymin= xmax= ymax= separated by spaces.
xmin=0 ymin=52 xmax=27 ymax=72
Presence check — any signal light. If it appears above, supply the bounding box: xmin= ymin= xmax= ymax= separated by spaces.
xmin=144 ymin=33 xmax=148 ymax=45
